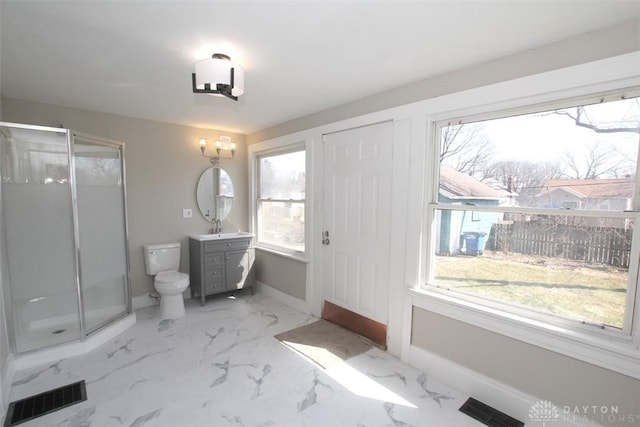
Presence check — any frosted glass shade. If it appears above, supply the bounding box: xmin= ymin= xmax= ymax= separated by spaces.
xmin=194 ymin=56 xmax=244 ymax=97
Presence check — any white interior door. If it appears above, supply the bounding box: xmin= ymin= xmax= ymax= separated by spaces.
xmin=322 ymin=121 xmax=393 ymax=324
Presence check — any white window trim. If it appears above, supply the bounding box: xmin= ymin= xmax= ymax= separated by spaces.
xmin=254 ymin=244 xmax=308 ymax=263
xmin=408 ymin=287 xmax=640 ymax=379
xmin=249 ymin=139 xmax=308 ymax=260
xmin=417 ymin=84 xmax=640 ymax=380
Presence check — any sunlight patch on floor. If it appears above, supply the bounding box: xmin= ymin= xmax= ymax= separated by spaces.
xmin=282 ymin=341 xmax=417 ymax=408
xmin=325 ymin=360 xmax=417 ymax=408
xmin=282 ymin=342 xmax=344 ymax=368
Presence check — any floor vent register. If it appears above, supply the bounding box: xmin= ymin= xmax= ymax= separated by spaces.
xmin=5 ymin=380 xmax=87 ymax=426
xmin=459 ymin=397 xmax=524 ymax=427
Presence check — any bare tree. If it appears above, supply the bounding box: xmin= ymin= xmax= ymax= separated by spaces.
xmin=439 ymin=123 xmax=494 ymax=176
xmin=553 ymin=104 xmax=640 ymax=134
xmin=484 ymin=159 xmax=563 ymax=205
xmin=553 ymin=100 xmax=640 ymax=178
xmin=561 ymin=142 xmax=632 ymax=179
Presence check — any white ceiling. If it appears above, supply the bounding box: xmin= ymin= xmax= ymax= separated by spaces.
xmin=1 ymin=1 xmax=639 ymax=135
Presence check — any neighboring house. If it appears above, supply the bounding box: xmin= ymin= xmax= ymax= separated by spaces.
xmin=536 ymin=177 xmax=634 ymax=210
xmin=535 ymin=177 xmax=634 ymax=227
xmin=437 ymin=166 xmax=506 ymax=255
xmin=482 ymin=177 xmax=519 ymax=207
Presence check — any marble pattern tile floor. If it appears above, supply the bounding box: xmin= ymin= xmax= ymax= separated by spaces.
xmin=9 ymin=293 xmax=482 ymax=427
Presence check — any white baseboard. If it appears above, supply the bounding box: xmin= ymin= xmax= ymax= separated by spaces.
xmin=255 ymin=281 xmax=310 ymax=315
xmin=132 ymin=289 xmax=192 ymax=312
xmin=132 ymin=293 xmax=159 ymax=311
xmin=408 ymin=345 xmax=601 ymax=427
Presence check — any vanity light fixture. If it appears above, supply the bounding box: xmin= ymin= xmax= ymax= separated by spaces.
xmin=199 ymin=136 xmax=236 ymax=165
xmin=192 ymin=53 xmax=245 ymax=101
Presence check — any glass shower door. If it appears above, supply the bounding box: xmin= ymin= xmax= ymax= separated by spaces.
xmin=0 ymin=124 xmax=81 ymax=352
xmin=73 ymin=135 xmax=129 ymax=333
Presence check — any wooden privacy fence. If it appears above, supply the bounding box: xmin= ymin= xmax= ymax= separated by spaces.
xmin=489 ymin=221 xmax=632 ymax=268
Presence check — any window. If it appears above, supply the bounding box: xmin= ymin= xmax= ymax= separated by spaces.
xmin=427 ymin=91 xmax=640 ymax=338
xmin=256 ymin=148 xmax=305 ymax=254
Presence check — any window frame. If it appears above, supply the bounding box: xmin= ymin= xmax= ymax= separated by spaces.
xmin=252 ymin=142 xmax=307 ymax=258
xmin=421 ymin=88 xmax=640 ymax=379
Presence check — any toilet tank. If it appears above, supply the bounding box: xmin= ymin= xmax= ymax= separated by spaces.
xmin=143 ymin=243 xmax=181 ymax=275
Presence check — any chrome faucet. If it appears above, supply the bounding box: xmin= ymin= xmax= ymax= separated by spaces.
xmin=212 ymin=218 xmax=222 ymax=234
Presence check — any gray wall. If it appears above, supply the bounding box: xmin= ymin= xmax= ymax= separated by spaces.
xmin=1 ymin=97 xmax=248 ymax=298
xmin=255 ymin=249 xmax=306 ymax=300
xmin=412 ymin=308 xmax=640 ymax=421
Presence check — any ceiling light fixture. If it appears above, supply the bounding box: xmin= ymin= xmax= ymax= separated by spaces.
xmin=192 ymin=53 xmax=245 ymax=101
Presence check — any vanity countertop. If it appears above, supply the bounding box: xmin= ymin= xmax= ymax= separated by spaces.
xmin=189 ymin=231 xmax=253 ymax=241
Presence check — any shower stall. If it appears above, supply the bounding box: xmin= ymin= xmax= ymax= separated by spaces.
xmin=0 ymin=122 xmax=131 ymax=354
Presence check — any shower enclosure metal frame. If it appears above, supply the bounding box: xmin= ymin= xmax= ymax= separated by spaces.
xmin=71 ymin=130 xmax=133 ymax=336
xmin=0 ymin=121 xmax=132 ymax=354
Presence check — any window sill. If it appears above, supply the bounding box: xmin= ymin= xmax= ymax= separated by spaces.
xmin=255 ymin=245 xmax=308 ymax=263
xmin=407 ymin=287 xmax=640 ymax=380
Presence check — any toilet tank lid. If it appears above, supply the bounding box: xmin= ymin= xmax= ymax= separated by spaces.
xmin=144 ymin=242 xmax=180 ymax=252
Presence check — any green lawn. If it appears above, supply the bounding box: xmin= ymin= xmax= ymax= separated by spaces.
xmin=434 ymin=253 xmax=627 ymax=328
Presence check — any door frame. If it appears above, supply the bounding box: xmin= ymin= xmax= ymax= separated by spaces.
xmin=308 ymin=114 xmax=417 ymax=357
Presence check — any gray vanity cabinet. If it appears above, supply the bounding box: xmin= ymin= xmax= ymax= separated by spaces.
xmin=225 ymin=250 xmax=252 ymax=290
xmin=189 ymin=236 xmax=255 ymax=305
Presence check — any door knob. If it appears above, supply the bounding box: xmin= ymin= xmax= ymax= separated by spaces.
xmin=322 ymin=230 xmax=330 ymax=245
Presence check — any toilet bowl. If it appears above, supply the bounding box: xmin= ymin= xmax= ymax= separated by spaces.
xmin=143 ymin=243 xmax=190 ymax=320
xmin=155 ymin=270 xmax=190 ymax=319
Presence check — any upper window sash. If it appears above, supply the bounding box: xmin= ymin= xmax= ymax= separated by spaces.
xmin=431 ymin=90 xmax=640 ymax=212
xmin=257 ymin=148 xmax=306 ymax=199
xmin=256 ymin=146 xmax=305 ymax=165
xmin=437 ymin=88 xmax=640 ymax=128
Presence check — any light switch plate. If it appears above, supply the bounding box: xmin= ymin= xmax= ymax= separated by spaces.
xmin=182 ymin=209 xmax=193 ymax=218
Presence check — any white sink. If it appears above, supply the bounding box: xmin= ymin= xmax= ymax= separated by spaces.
xmin=190 ymin=231 xmax=253 ymax=241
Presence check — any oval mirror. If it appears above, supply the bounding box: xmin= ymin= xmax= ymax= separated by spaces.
xmin=196 ymin=167 xmax=234 ymax=222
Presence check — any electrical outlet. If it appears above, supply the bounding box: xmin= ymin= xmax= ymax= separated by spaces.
xmin=182 ymin=209 xmax=193 ymax=218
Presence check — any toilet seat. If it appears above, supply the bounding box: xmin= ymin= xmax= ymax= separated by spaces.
xmin=154 ymin=270 xmax=190 ymax=316
xmin=155 ymin=270 xmax=189 ymax=287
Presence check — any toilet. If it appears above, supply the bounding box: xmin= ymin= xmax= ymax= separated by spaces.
xmin=143 ymin=242 xmax=190 ymax=319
